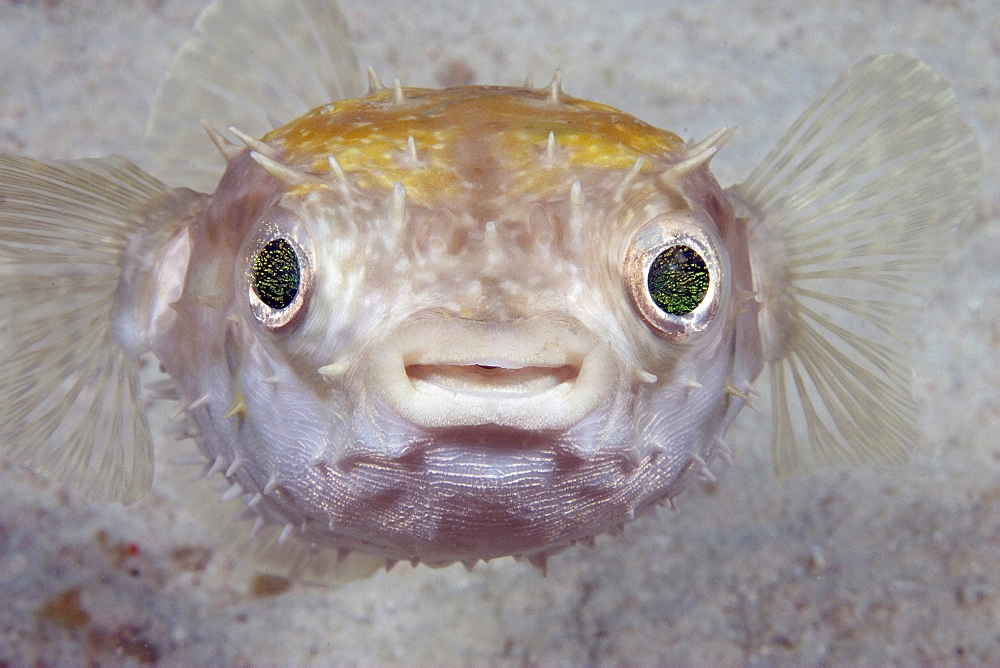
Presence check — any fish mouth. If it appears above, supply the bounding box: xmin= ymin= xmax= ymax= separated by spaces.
xmin=405 ymin=362 xmax=579 ymax=397
xmin=369 ymin=314 xmax=617 ymax=431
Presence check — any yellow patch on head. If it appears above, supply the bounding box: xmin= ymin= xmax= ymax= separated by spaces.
xmin=263 ymin=85 xmax=684 ymax=206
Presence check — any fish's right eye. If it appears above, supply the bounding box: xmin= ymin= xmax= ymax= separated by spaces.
xmin=247 ymin=232 xmax=313 ymax=329
xmin=252 ymin=238 xmax=300 ymax=309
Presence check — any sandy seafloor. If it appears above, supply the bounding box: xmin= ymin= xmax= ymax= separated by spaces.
xmin=0 ymin=0 xmax=999 ymax=664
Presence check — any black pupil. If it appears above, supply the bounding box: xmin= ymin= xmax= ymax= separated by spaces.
xmin=647 ymin=245 xmax=709 ymax=315
xmin=252 ymin=238 xmax=300 ymax=309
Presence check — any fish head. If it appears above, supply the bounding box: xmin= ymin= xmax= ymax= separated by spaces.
xmin=158 ymin=83 xmax=763 ymax=564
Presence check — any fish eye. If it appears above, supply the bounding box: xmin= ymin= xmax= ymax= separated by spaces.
xmin=646 ymin=245 xmax=709 ymax=316
xmin=252 ymin=238 xmax=300 ymax=309
xmin=625 ymin=214 xmax=723 ymax=339
xmin=246 ymin=229 xmax=312 ymax=329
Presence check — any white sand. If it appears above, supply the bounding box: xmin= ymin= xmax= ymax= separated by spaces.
xmin=0 ymin=0 xmax=998 ymax=664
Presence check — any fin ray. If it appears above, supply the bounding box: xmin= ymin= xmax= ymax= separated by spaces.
xmin=242 ymin=522 xmax=385 ymax=586
xmin=144 ymin=0 xmax=364 ymax=191
xmin=732 ymin=54 xmax=981 ymax=477
xmin=0 ymin=152 xmax=166 ymax=503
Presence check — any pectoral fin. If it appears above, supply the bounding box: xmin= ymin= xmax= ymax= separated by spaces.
xmin=731 ymin=54 xmax=981 ymax=477
xmin=0 ymin=152 xmax=194 ymax=503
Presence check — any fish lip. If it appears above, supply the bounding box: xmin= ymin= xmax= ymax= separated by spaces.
xmin=367 ymin=313 xmax=617 ymax=431
xmin=404 ymin=363 xmax=580 ymax=399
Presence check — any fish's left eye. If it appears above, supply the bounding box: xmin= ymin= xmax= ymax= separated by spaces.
xmin=625 ymin=214 xmax=724 ymax=339
xmin=247 ymin=233 xmax=312 ymax=329
xmin=647 ymin=245 xmax=709 ymax=316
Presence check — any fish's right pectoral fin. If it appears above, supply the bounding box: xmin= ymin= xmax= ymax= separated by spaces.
xmin=145 ymin=0 xmax=364 ymax=191
xmin=731 ymin=54 xmax=982 ymax=478
xmin=0 ymin=152 xmax=195 ymax=504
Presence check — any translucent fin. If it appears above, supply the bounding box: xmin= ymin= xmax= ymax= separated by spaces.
xmin=0 ymin=152 xmax=169 ymax=502
xmin=730 ymin=54 xmax=981 ymax=477
xmin=243 ymin=522 xmax=384 ymax=586
xmin=144 ymin=0 xmax=364 ymax=191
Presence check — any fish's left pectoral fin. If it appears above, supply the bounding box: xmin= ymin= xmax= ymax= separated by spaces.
xmin=0 ymin=152 xmax=172 ymax=503
xmin=730 ymin=54 xmax=982 ymax=478
xmin=145 ymin=0 xmax=364 ymax=191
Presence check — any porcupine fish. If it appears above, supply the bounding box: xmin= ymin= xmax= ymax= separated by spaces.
xmin=0 ymin=0 xmax=981 ymax=579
